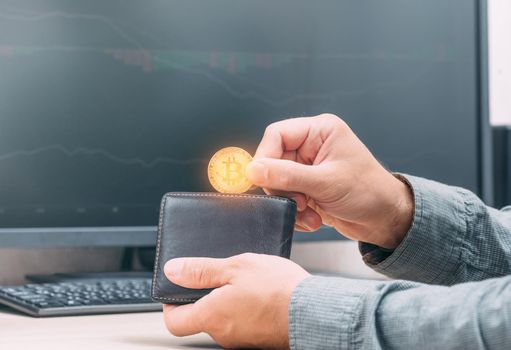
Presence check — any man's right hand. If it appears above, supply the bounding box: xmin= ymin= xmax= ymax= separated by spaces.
xmin=246 ymin=114 xmax=414 ymax=250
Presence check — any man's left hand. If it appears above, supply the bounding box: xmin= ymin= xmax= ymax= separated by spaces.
xmin=163 ymin=253 xmax=310 ymax=349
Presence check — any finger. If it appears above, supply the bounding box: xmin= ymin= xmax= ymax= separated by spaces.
xmin=262 ymin=188 xmax=308 ymax=212
xmin=294 ymin=222 xmax=313 ymax=232
xmin=282 ymin=150 xmax=297 ymax=162
xmin=246 ymin=158 xmax=322 ymax=194
xmin=163 ymin=303 xmax=203 ymax=337
xmin=164 ymin=257 xmax=233 ymax=289
xmin=254 ymin=117 xmax=322 ymax=160
xmin=295 ymin=207 xmax=322 ymax=231
xmin=254 ymin=118 xmax=309 ymax=159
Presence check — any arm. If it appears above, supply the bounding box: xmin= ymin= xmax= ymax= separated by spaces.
xmin=161 ymin=115 xmax=511 ymax=349
xmin=360 ymin=175 xmax=511 ymax=285
xmin=290 ymin=274 xmax=511 ymax=350
xmin=161 ymin=252 xmax=511 ymax=350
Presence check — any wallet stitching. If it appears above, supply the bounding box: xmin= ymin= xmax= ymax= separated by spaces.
xmin=151 ymin=195 xmax=165 ymax=300
xmin=152 ymin=192 xmax=296 ymax=303
xmin=165 ymin=192 xmax=295 ymax=205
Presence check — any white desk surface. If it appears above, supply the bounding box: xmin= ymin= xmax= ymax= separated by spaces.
xmin=0 ymin=306 xmax=219 ymax=350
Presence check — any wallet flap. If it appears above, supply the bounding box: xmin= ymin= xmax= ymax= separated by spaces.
xmin=151 ymin=193 xmax=296 ymax=304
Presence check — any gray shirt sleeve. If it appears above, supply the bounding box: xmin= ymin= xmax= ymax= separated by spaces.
xmin=289 ymin=175 xmax=511 ymax=349
xmin=289 ymin=275 xmax=511 ymax=349
xmin=361 ymin=174 xmax=511 ymax=285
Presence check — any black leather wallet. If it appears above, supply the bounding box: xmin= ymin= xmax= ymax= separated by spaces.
xmin=151 ymin=192 xmax=296 ymax=304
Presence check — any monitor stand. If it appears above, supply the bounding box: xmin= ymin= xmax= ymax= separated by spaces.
xmin=25 ymin=247 xmax=155 ymax=283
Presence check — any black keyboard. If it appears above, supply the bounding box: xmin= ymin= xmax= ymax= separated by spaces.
xmin=0 ymin=278 xmax=161 ymax=317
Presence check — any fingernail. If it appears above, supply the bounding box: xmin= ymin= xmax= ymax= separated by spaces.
xmin=291 ymin=196 xmax=306 ymax=211
xmin=246 ymin=160 xmax=268 ymax=184
xmin=164 ymin=259 xmax=183 ymax=278
xmin=302 ymin=213 xmax=317 ymax=231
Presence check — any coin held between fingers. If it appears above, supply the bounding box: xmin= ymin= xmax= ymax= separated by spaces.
xmin=208 ymin=147 xmax=253 ymax=194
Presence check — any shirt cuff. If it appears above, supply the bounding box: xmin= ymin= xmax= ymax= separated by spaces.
xmin=359 ymin=174 xmax=472 ymax=285
xmin=289 ymin=275 xmax=383 ymax=350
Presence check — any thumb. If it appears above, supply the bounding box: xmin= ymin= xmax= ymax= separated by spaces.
xmin=164 ymin=257 xmax=232 ymax=289
xmin=246 ymin=158 xmax=321 ymax=194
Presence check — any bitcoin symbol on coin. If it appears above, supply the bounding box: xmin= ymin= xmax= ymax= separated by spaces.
xmin=222 ymin=156 xmax=243 ymax=185
xmin=208 ymin=147 xmax=253 ymax=193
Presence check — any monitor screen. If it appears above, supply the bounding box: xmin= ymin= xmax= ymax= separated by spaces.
xmin=0 ymin=0 xmax=482 ymax=230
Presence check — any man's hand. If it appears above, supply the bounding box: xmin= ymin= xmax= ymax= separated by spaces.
xmin=163 ymin=253 xmax=310 ymax=349
xmin=246 ymin=114 xmax=414 ymax=249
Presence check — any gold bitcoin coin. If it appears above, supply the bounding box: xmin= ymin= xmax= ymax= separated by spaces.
xmin=208 ymin=147 xmax=253 ymax=194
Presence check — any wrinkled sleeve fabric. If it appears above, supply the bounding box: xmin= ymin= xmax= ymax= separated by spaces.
xmin=289 ymin=175 xmax=511 ymax=349
xmin=289 ymin=275 xmax=511 ymax=349
xmin=361 ymin=175 xmax=511 ymax=285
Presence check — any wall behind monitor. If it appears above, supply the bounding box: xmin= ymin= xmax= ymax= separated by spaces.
xmin=489 ymin=0 xmax=511 ymax=125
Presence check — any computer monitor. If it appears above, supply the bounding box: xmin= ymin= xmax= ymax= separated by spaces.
xmin=0 ymin=0 xmax=492 ymax=247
